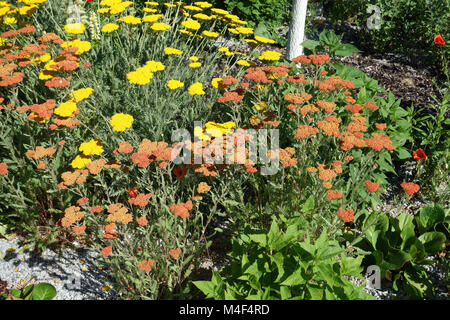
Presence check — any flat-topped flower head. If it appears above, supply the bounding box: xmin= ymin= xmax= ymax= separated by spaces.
xmin=110 ymin=113 xmax=134 ymax=132
xmin=64 ymin=23 xmax=85 ymax=34
xmin=188 ymin=82 xmax=205 ymax=95
xmin=101 ymin=23 xmax=119 ymax=33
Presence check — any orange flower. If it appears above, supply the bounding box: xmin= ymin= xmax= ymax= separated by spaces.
xmin=169 ymin=248 xmax=182 ymax=259
xmin=130 ymin=152 xmax=150 ymax=168
xmin=118 ymin=141 xmax=133 ymax=154
xmin=365 ymin=102 xmax=379 ymax=110
xmin=77 ymin=197 xmax=89 ymax=205
xmin=72 ymin=225 xmax=86 ymax=235
xmin=0 ymin=162 xmax=8 ymax=175
xmin=318 ymin=164 xmax=337 ymax=181
xmin=316 ymin=100 xmax=336 ymax=113
xmin=306 ymin=167 xmax=317 ymax=173
xmin=375 ymin=123 xmax=386 ymax=131
xmin=364 ymin=181 xmax=380 ymax=192
xmin=323 ymin=182 xmax=332 ymax=189
xmin=101 ymin=246 xmax=112 ymax=257
xmin=91 ymin=206 xmax=103 ymax=213
xmin=128 ymin=193 xmax=152 ymax=207
xmin=401 ymin=182 xmax=420 ymax=196
xmin=295 ymin=125 xmax=319 ymax=139
xmin=337 ymin=207 xmax=354 ymax=223
xmin=365 ymin=133 xmax=395 ymax=151
xmin=344 ymin=156 xmax=354 ymax=161
xmin=345 ymin=104 xmax=363 ymax=113
xmin=136 ymin=216 xmax=148 ymax=226
xmin=327 ymin=190 xmax=342 ymax=200
xmin=138 ymin=259 xmax=155 ymax=272
xmin=36 ymin=162 xmax=46 ymax=170
xmin=197 ymin=182 xmax=211 ymax=194
xmin=169 ymin=200 xmax=193 ymax=219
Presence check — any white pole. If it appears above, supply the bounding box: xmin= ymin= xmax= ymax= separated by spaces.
xmin=286 ymin=0 xmax=309 ymax=60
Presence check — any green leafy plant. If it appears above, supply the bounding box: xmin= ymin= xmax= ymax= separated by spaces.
xmin=195 ymin=218 xmax=375 ymax=300
xmin=1 ymin=282 xmax=57 ymax=300
xmin=349 ymin=205 xmax=448 ymax=299
xmin=302 ymin=29 xmax=361 ymax=58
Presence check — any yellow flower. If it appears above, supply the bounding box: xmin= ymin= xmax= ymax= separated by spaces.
xmin=193 ymin=13 xmax=212 ymax=20
xmin=145 ymin=60 xmax=165 ymax=72
xmin=202 ymin=30 xmax=219 ymax=38
xmin=237 ymin=60 xmax=253 ymax=67
xmin=164 ymin=3 xmax=176 ymax=7
xmin=236 ymin=27 xmax=253 ymax=35
xmin=258 ymin=50 xmax=282 ymax=61
xmin=205 ymin=121 xmax=235 ymax=135
xmin=184 ymin=5 xmax=202 ymax=12
xmin=218 ymin=47 xmax=229 ymax=53
xmin=254 ymin=35 xmax=275 ymax=44
xmin=54 ymin=100 xmax=77 ymax=117
xmin=181 ymin=19 xmax=201 ymax=30
xmin=194 ymin=2 xmax=213 ymax=8
xmin=164 ymin=47 xmax=183 ymax=55
xmin=72 ymin=155 xmax=92 ymax=169
xmin=18 ymin=5 xmax=37 ymax=15
xmin=145 ymin=1 xmax=159 ymax=6
xmin=211 ymin=77 xmax=222 ymax=89
xmin=143 ymin=14 xmax=162 ymax=23
xmin=167 ymin=80 xmax=184 ymax=90
xmin=101 ymin=23 xmax=119 ymax=33
xmin=3 ymin=16 xmax=17 ymax=25
xmin=253 ymin=101 xmax=267 ymax=111
xmin=118 ymin=15 xmax=141 ymax=25
xmin=143 ymin=7 xmax=158 ymax=13
xmin=70 ymin=88 xmax=94 ymax=102
xmin=244 ymin=39 xmax=258 ymax=45
xmin=79 ymin=138 xmax=104 ymax=156
xmin=110 ymin=113 xmax=134 ymax=132
xmin=189 ymin=56 xmax=199 ymax=62
xmin=61 ymin=39 xmax=91 ymax=55
xmin=64 ymin=23 xmax=85 ymax=34
xmin=188 ymin=82 xmax=205 ymax=96
xmin=150 ymin=22 xmax=171 ymax=31
xmin=189 ymin=62 xmax=202 ymax=68
xmin=127 ymin=68 xmax=153 ymax=85
xmin=211 ymin=8 xmax=228 ymax=15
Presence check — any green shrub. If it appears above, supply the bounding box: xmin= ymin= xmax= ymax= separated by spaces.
xmin=194 ymin=217 xmax=375 ymax=300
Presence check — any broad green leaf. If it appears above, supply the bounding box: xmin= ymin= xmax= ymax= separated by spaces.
xmin=418 ymin=232 xmax=446 ymax=255
xmin=418 ymin=204 xmax=445 ymax=230
xmin=193 ymin=281 xmax=216 ymax=298
xmin=32 ymin=283 xmax=56 ymax=300
xmin=301 ymin=40 xmax=320 ymax=50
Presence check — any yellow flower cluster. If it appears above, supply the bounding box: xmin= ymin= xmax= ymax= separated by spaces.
xmin=98 ymin=0 xmax=133 ymax=15
xmin=70 ymin=88 xmax=94 ymax=102
xmin=101 ymin=23 xmax=119 ymax=33
xmin=167 ymin=80 xmax=184 ymax=90
xmin=164 ymin=47 xmax=183 ymax=55
xmin=110 ymin=113 xmax=134 ymax=132
xmin=150 ymin=22 xmax=171 ymax=31
xmin=54 ymin=100 xmax=77 ymax=117
xmin=188 ymin=82 xmax=205 ymax=96
xmin=118 ymin=15 xmax=141 ymax=25
xmin=181 ymin=19 xmax=200 ymax=30
xmin=258 ymin=50 xmax=282 ymax=61
xmin=143 ymin=14 xmax=162 ymax=23
xmin=64 ymin=23 xmax=85 ymax=35
xmin=61 ymin=39 xmax=92 ymax=55
xmin=79 ymin=138 xmax=104 ymax=156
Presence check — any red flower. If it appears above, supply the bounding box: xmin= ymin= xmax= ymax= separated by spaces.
xmin=434 ymin=35 xmax=445 ymax=46
xmin=412 ymin=148 xmax=427 ymax=160
xmin=128 ymin=187 xmax=138 ymax=198
xmin=173 ymin=165 xmax=188 ymax=180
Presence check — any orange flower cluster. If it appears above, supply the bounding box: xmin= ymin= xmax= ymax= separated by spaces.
xmin=295 ymin=125 xmax=319 ymax=139
xmin=339 ymin=132 xmax=366 ymax=151
xmin=364 ymin=181 xmax=380 ymax=192
xmin=244 ymin=67 xmax=272 ymax=84
xmin=284 ymin=92 xmax=312 ymax=105
xmin=138 ymin=259 xmax=155 ymax=272
xmin=365 ymin=133 xmax=395 ymax=151
xmin=45 ymin=76 xmax=70 ymax=88
xmin=217 ymin=90 xmax=244 ymax=103
xmin=25 ymin=146 xmax=56 ymax=159
xmin=317 ymin=116 xmax=342 ymax=138
xmin=86 ymin=159 xmax=107 ymax=175
xmin=317 ymin=164 xmax=337 ymax=181
xmin=25 ymin=99 xmax=56 ymax=122
xmin=400 ymin=182 xmax=420 ymax=196
xmin=104 ymin=223 xmax=119 ymax=239
xmin=169 ymin=248 xmax=182 ymax=259
xmin=375 ymin=123 xmax=387 ymax=131
xmin=288 ymin=74 xmax=308 ymax=84
xmin=327 ymin=190 xmax=342 ymax=200
xmin=106 ymin=203 xmax=133 ymax=224
xmin=316 ymin=100 xmax=336 ymax=113
xmin=197 ymin=182 xmax=211 ymax=193
xmin=316 ymin=76 xmax=355 ymax=92
xmin=117 ymin=141 xmax=134 ymax=154
xmin=337 ymin=207 xmax=355 ymax=223
xmin=59 ymin=169 xmax=89 ymax=188
xmin=267 ymin=148 xmax=297 ymax=167
xmin=72 ymin=225 xmax=86 ymax=235
xmin=130 ymin=139 xmax=173 ymax=168
xmin=292 ymin=54 xmax=330 ymax=65
xmin=345 ymin=104 xmax=363 ymax=113
xmin=365 ymin=102 xmax=379 ymax=110
xmin=128 ymin=193 xmax=152 ymax=207
xmin=101 ymin=246 xmax=112 ymax=257
xmin=0 ymin=163 xmax=8 ymax=175
xmin=169 ymin=200 xmax=193 ymax=219
xmin=136 ymin=216 xmax=148 ymax=227
xmin=61 ymin=206 xmax=85 ymax=227
xmin=300 ymin=104 xmax=319 ymax=115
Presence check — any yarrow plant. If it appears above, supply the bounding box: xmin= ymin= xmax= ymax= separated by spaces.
xmin=0 ymin=0 xmax=443 ymax=301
